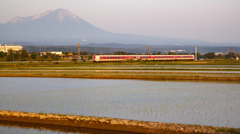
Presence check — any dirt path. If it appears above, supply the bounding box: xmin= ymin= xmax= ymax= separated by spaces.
xmin=1 ymin=110 xmax=239 ymax=134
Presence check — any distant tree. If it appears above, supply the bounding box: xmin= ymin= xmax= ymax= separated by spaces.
xmin=215 ymin=54 xmax=225 ymax=59
xmin=88 ymin=52 xmax=94 ymax=60
xmin=81 ymin=51 xmax=89 ymax=55
xmin=21 ymin=50 xmax=28 ymax=58
xmin=178 ymin=53 xmax=189 ymax=55
xmin=128 ymin=52 xmax=137 ymax=55
xmin=191 ymin=53 xmax=203 ymax=57
xmin=204 ymin=52 xmax=215 ymax=59
xmin=105 ymin=52 xmax=113 ymax=55
xmin=42 ymin=53 xmax=50 ymax=59
xmin=31 ymin=51 xmax=37 ymax=59
xmin=50 ymin=54 xmax=59 ymax=61
xmin=168 ymin=52 xmax=176 ymax=55
xmin=63 ymin=52 xmax=68 ymax=57
xmin=225 ymin=52 xmax=235 ymax=59
xmin=114 ymin=51 xmax=128 ymax=55
xmin=72 ymin=52 xmax=76 ymax=55
xmin=6 ymin=49 xmax=14 ymax=61
xmin=6 ymin=55 xmax=13 ymax=61
xmin=0 ymin=51 xmax=7 ymax=58
xmin=152 ymin=51 xmax=161 ymax=55
xmin=14 ymin=52 xmax=19 ymax=59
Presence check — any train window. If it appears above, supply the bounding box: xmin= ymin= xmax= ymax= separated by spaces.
xmin=143 ymin=56 xmax=145 ymax=58
xmin=146 ymin=56 xmax=148 ymax=58
xmin=140 ymin=57 xmax=142 ymax=58
xmin=110 ymin=57 xmax=112 ymax=58
xmin=118 ymin=57 xmax=120 ymax=58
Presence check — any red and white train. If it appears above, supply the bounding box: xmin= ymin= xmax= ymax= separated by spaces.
xmin=92 ymin=55 xmax=194 ymax=62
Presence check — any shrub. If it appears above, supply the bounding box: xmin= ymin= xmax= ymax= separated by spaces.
xmin=72 ymin=59 xmax=77 ymax=63
xmin=125 ymin=58 xmax=134 ymax=62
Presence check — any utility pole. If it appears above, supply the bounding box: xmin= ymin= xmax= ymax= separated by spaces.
xmin=195 ymin=46 xmax=197 ymax=61
xmin=148 ymin=46 xmax=150 ymax=55
xmin=230 ymin=47 xmax=232 ymax=59
xmin=78 ymin=42 xmax=81 ymax=63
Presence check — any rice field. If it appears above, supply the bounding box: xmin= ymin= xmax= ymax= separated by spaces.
xmin=0 ymin=77 xmax=239 ymax=128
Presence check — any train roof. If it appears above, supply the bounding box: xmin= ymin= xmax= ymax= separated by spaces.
xmin=94 ymin=55 xmax=193 ymax=56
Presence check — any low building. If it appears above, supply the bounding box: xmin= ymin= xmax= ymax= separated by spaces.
xmin=215 ymin=52 xmax=224 ymax=56
xmin=40 ymin=51 xmax=62 ymax=56
xmin=40 ymin=52 xmax=47 ymax=56
xmin=49 ymin=51 xmax=62 ymax=55
xmin=197 ymin=57 xmax=205 ymax=60
xmin=68 ymin=55 xmax=78 ymax=59
xmin=0 ymin=44 xmax=23 ymax=53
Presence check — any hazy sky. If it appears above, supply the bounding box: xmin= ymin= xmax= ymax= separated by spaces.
xmin=0 ymin=0 xmax=239 ymax=43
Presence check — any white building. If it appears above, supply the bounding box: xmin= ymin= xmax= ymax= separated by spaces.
xmin=50 ymin=51 xmax=62 ymax=55
xmin=40 ymin=51 xmax=62 ymax=56
xmin=215 ymin=52 xmax=224 ymax=56
xmin=0 ymin=44 xmax=23 ymax=53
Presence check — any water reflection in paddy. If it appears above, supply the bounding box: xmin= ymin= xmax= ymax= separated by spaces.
xmin=0 ymin=77 xmax=239 ymax=128
xmin=0 ymin=120 xmax=134 ymax=134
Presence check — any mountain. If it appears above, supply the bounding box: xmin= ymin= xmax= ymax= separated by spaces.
xmin=0 ymin=9 xmax=235 ymax=46
xmin=1 ymin=9 xmax=112 ymax=43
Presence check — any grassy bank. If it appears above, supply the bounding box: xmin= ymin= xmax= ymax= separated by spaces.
xmin=0 ymin=70 xmax=240 ymax=81
xmin=1 ymin=110 xmax=239 ymax=134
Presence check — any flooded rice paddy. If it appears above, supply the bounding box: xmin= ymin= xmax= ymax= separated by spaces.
xmin=0 ymin=77 xmax=240 ymax=128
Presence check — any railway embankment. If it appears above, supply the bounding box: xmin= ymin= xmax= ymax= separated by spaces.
xmin=0 ymin=110 xmax=239 ymax=134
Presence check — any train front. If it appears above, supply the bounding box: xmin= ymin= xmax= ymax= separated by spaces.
xmin=92 ymin=55 xmax=96 ymax=62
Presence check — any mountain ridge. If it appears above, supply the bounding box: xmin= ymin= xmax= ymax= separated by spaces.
xmin=0 ymin=9 xmax=237 ymax=46
xmin=7 ymin=9 xmax=55 ymax=24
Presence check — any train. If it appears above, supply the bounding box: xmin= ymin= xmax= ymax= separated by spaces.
xmin=92 ymin=54 xmax=194 ymax=62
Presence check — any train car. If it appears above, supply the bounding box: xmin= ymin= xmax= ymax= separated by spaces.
xmin=92 ymin=55 xmax=194 ymax=62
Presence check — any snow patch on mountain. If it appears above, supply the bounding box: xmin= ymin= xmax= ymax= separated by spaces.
xmin=57 ymin=9 xmax=78 ymax=22
xmin=32 ymin=9 xmax=55 ymax=20
xmin=10 ymin=16 xmax=23 ymax=23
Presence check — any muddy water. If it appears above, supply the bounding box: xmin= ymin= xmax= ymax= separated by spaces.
xmin=0 ymin=77 xmax=239 ymax=129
